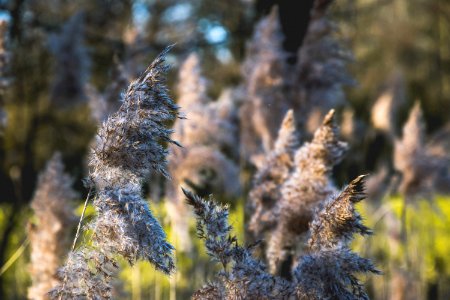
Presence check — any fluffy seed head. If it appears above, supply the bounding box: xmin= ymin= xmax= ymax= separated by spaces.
xmin=186 ymin=185 xmax=378 ymax=299
xmin=90 ymin=46 xmax=180 ymax=188
xmin=28 ymin=153 xmax=77 ymax=300
xmin=308 ymin=175 xmax=372 ymax=251
xmin=52 ymin=48 xmax=178 ymax=299
xmin=248 ymin=110 xmax=300 ymax=239
xmin=266 ymin=109 xmax=347 ymax=273
xmin=393 ymin=102 xmax=449 ymax=199
xmin=177 ymin=53 xmax=209 ymax=108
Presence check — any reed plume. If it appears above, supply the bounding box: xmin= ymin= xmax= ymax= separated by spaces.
xmin=185 ymin=175 xmax=378 ymax=299
xmin=294 ymin=0 xmax=354 ymax=134
xmin=0 ymin=19 xmax=10 ymax=93
xmin=28 ymin=153 xmax=77 ymax=300
xmin=50 ymin=47 xmax=179 ymax=299
xmin=394 ymin=102 xmax=450 ymax=200
xmin=184 ymin=189 xmax=295 ymax=300
xmin=240 ymin=0 xmax=352 ymax=164
xmin=266 ymin=109 xmax=347 ymax=274
xmin=176 ymin=53 xmax=209 ymax=108
xmin=248 ymin=109 xmax=300 ymax=240
xmin=171 ymin=53 xmax=238 ymax=154
xmin=298 ymin=175 xmax=380 ymax=300
xmin=371 ymin=71 xmax=405 ymax=137
xmin=240 ymin=7 xmax=294 ymax=160
xmin=167 ymin=53 xmax=240 ymax=251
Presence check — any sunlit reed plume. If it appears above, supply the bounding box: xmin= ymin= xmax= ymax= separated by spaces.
xmin=185 ymin=175 xmax=378 ymax=299
xmin=51 ymin=48 xmax=179 ymax=299
xmin=267 ymin=109 xmax=347 ymax=274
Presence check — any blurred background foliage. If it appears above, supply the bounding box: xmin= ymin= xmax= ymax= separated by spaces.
xmin=0 ymin=0 xmax=449 ymax=299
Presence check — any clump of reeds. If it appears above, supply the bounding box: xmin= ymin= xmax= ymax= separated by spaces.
xmin=248 ymin=109 xmax=347 ymax=274
xmin=167 ymin=53 xmax=240 ymax=251
xmin=247 ymin=109 xmax=300 ymax=241
xmin=240 ymin=0 xmax=352 ymax=164
xmin=28 ymin=153 xmax=77 ymax=300
xmin=50 ymin=48 xmax=179 ymax=299
xmin=185 ymin=175 xmax=379 ymax=299
xmin=240 ymin=7 xmax=294 ymax=160
xmin=394 ymin=102 xmax=450 ymax=200
xmin=294 ymin=0 xmax=354 ymax=134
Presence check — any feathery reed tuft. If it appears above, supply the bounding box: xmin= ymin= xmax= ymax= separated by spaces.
xmin=248 ymin=109 xmax=300 ymax=240
xmin=0 ymin=19 xmax=10 ymax=93
xmin=240 ymin=7 xmax=294 ymax=159
xmin=394 ymin=102 xmax=450 ymax=200
xmin=294 ymin=248 xmax=379 ymax=300
xmin=171 ymin=53 xmax=238 ymax=154
xmin=176 ymin=53 xmax=209 ymax=108
xmin=184 ymin=188 xmax=295 ymax=299
xmin=371 ymin=72 xmax=405 ymax=136
xmin=266 ymin=109 xmax=347 ymax=274
xmin=240 ymin=1 xmax=352 ymax=163
xmin=185 ymin=174 xmax=378 ymax=299
xmin=167 ymin=53 xmax=240 ymax=251
xmin=51 ymin=47 xmax=179 ymax=299
xmin=295 ymin=0 xmax=354 ymax=134
xmin=308 ymin=175 xmax=371 ymax=251
xmin=28 ymin=153 xmax=77 ymax=300
xmin=90 ymin=46 xmax=180 ymax=185
xmin=295 ymin=175 xmax=380 ymax=300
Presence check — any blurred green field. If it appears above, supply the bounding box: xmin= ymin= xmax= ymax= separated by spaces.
xmin=2 ymin=195 xmax=450 ymax=299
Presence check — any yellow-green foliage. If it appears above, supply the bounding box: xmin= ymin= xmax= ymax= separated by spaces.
xmin=389 ymin=196 xmax=450 ymax=280
xmin=0 ymin=205 xmax=31 ymax=299
xmin=2 ymin=195 xmax=450 ymax=299
xmin=353 ymin=195 xmax=450 ymax=298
